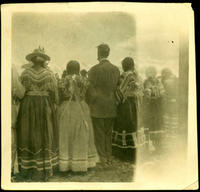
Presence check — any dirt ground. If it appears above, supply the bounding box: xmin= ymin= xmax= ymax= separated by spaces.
xmin=49 ymin=158 xmax=135 ymax=182
xmin=12 ymin=157 xmax=135 ymax=182
xmin=12 ymin=132 xmax=185 ymax=183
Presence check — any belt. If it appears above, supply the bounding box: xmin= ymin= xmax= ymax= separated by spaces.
xmin=26 ymin=91 xmax=49 ymax=96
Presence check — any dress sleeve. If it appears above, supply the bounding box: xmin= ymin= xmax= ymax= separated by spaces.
xmin=63 ymin=76 xmax=72 ymax=99
xmin=12 ymin=65 xmax=25 ymax=99
xmin=143 ymin=80 xmax=152 ymax=97
xmin=134 ymin=74 xmax=144 ymax=97
xmin=49 ymin=72 xmax=59 ymax=104
xmin=79 ymin=77 xmax=89 ymax=100
xmin=158 ymin=79 xmax=165 ymax=96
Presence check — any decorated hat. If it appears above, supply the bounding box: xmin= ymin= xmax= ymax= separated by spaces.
xmin=26 ymin=46 xmax=50 ymax=62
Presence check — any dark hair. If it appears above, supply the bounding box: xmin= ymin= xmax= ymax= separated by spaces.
xmin=31 ymin=56 xmax=45 ymax=66
xmin=122 ymin=57 xmax=135 ymax=72
xmin=66 ymin=60 xmax=80 ymax=75
xmin=97 ymin=44 xmax=110 ymax=58
xmin=62 ymin=70 xmax=67 ymax=78
xmin=161 ymin=68 xmax=172 ymax=77
xmin=80 ymin=69 xmax=87 ymax=77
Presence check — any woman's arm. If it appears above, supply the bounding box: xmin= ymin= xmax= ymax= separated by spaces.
xmin=49 ymin=73 xmax=59 ymax=105
xmin=12 ymin=64 xmax=25 ymax=99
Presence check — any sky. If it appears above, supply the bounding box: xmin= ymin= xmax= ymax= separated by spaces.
xmin=12 ymin=10 xmax=180 ymax=77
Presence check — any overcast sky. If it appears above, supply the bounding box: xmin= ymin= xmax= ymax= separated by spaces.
xmin=12 ymin=10 xmax=180 ymax=77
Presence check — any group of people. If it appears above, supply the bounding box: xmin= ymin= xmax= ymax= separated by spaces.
xmin=11 ymin=44 xmax=178 ymax=182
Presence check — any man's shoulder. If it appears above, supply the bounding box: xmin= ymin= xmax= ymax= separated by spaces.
xmin=101 ymin=60 xmax=119 ymax=72
xmin=89 ymin=60 xmax=119 ymax=75
xmin=89 ymin=63 xmax=101 ymax=72
xmin=109 ymin=62 xmax=120 ymax=71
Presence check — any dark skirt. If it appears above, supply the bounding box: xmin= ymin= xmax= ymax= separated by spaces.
xmin=16 ymin=95 xmax=59 ymax=181
xmin=112 ymin=97 xmax=145 ymax=163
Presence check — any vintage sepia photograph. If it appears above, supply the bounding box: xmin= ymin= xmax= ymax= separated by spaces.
xmin=1 ymin=2 xmax=198 ymax=190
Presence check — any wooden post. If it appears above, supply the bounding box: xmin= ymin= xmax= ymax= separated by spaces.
xmin=178 ymin=22 xmax=189 ymax=156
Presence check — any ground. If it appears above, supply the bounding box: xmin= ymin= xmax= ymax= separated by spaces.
xmin=13 ymin=133 xmax=186 ymax=183
xmin=12 ymin=148 xmax=162 ymax=183
xmin=49 ymin=158 xmax=135 ymax=182
xmin=13 ymin=157 xmax=135 ymax=182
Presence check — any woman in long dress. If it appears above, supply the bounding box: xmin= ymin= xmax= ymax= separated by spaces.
xmin=161 ymin=68 xmax=179 ymax=144
xmin=112 ymin=57 xmax=145 ymax=163
xmin=58 ymin=60 xmax=98 ymax=172
xmin=12 ymin=64 xmax=25 ymax=177
xmin=143 ymin=66 xmax=165 ymax=152
xmin=17 ymin=47 xmax=59 ymax=181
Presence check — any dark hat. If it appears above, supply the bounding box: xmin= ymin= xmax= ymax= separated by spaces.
xmin=26 ymin=46 xmax=50 ymax=62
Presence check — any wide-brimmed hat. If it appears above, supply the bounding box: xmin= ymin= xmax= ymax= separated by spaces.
xmin=26 ymin=46 xmax=50 ymax=62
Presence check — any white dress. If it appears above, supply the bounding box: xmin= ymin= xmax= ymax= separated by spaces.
xmin=58 ymin=75 xmax=99 ymax=172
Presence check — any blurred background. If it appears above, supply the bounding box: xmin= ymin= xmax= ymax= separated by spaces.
xmin=12 ymin=11 xmax=180 ymax=78
xmin=11 ymin=5 xmax=194 ymax=186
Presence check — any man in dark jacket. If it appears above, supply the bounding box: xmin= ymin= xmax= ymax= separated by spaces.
xmin=87 ymin=44 xmax=120 ymax=166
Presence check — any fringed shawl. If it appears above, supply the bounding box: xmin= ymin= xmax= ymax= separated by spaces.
xmin=116 ymin=70 xmax=143 ymax=104
xmin=20 ymin=67 xmax=59 ymax=104
xmin=115 ymin=70 xmax=144 ymax=128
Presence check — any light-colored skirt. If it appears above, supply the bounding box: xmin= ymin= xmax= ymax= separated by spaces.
xmin=58 ymin=100 xmax=98 ymax=172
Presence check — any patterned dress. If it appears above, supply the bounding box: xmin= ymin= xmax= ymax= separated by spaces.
xmin=112 ymin=71 xmax=145 ymax=162
xmin=143 ymin=77 xmax=165 ymax=148
xmin=162 ymin=76 xmax=179 ymax=139
xmin=17 ymin=67 xmax=59 ymax=180
xmin=57 ymin=74 xmax=98 ymax=172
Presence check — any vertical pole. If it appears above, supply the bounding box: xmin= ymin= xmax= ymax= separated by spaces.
xmin=178 ymin=21 xmax=189 ymax=157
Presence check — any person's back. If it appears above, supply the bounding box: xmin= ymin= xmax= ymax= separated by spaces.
xmin=88 ymin=58 xmax=120 ymax=118
xmin=87 ymin=44 xmax=120 ymax=166
xmin=58 ymin=60 xmax=98 ymax=173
